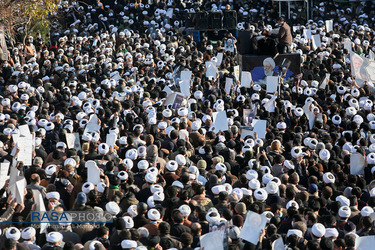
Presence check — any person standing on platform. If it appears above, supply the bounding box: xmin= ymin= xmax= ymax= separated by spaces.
xmin=266 ymin=17 xmax=292 ymax=54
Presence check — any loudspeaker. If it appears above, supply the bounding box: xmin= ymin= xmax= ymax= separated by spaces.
xmin=195 ymin=12 xmax=209 ymax=30
xmin=223 ymin=11 xmax=237 ymax=30
xmin=185 ymin=12 xmax=196 ymax=28
xmin=209 ymin=12 xmax=223 ymax=30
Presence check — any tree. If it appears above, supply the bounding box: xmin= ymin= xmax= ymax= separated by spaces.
xmin=0 ymin=0 xmax=58 ymax=44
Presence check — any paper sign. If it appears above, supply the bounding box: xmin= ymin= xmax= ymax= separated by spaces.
xmin=350 ymin=153 xmax=365 ymax=175
xmin=17 ymin=134 xmax=33 ymax=166
xmin=166 ymin=8 xmax=173 ymax=18
xmin=356 ymin=236 xmax=375 ymax=250
xmin=216 ymin=53 xmax=223 ymax=67
xmin=205 ymin=61 xmax=218 ymax=79
xmin=32 ymin=190 xmax=48 ymax=233
xmin=241 ymin=129 xmax=254 ymax=139
xmin=241 ymin=71 xmax=252 ymax=88
xmin=266 ymin=76 xmax=279 ymax=93
xmin=272 ymin=237 xmax=285 ymax=250
xmin=18 ymin=125 xmax=30 ymax=136
xmin=106 ymin=134 xmax=117 ymax=147
xmin=234 ymin=66 xmax=240 ymax=82
xmin=325 ymin=20 xmax=333 ymax=32
xmin=200 ymin=230 xmax=225 ymax=250
xmin=344 ymin=38 xmax=352 ymax=52
xmin=115 ymin=92 xmax=127 ymax=102
xmin=243 ymin=109 xmax=256 ymax=126
xmin=165 ymin=92 xmax=176 ymax=107
xmin=15 ymin=177 xmax=26 ymax=204
xmin=86 ymin=160 xmax=101 ymax=185
xmin=239 ymin=211 xmax=267 ymax=245
xmin=73 ymin=133 xmax=81 ymax=151
xmin=303 ymin=29 xmax=312 ymax=39
xmin=225 ymin=78 xmax=233 ymax=94
xmin=320 ymin=73 xmax=330 ymax=89
xmin=84 ymin=114 xmax=101 ymax=133
xmin=312 ymin=35 xmax=321 ymax=50
xmin=163 ymin=86 xmax=172 ymax=96
xmin=66 ymin=133 xmax=76 ymax=149
xmin=0 ymin=161 xmax=10 ymax=189
xmin=213 ymin=111 xmax=229 ymax=134
xmin=180 ymin=72 xmax=192 ymax=97
xmin=264 ymin=95 xmax=277 ymax=113
xmin=370 ymin=50 xmax=375 ymax=61
xmin=172 ymin=93 xmax=185 ymax=110
xmin=252 ymin=119 xmax=267 ymax=139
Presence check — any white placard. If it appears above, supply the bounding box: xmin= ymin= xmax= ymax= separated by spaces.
xmin=106 ymin=134 xmax=117 ymax=148
xmin=216 ymin=53 xmax=223 ymax=67
xmin=312 ymin=34 xmax=321 ymax=50
xmin=86 ymin=160 xmax=101 ymax=185
xmin=234 ymin=66 xmax=240 ymax=82
xmin=350 ymin=152 xmax=365 ymax=175
xmin=239 ymin=211 xmax=267 ymax=245
xmin=356 ymin=236 xmax=375 ymax=250
xmin=320 ymin=73 xmax=330 ymax=89
xmin=15 ymin=177 xmax=26 ymax=204
xmin=303 ymin=29 xmax=312 ymax=39
xmin=166 ymin=8 xmax=173 ymax=18
xmin=17 ymin=134 xmax=33 ymax=166
xmin=163 ymin=86 xmax=172 ymax=96
xmin=32 ymin=190 xmax=48 ymax=233
xmin=266 ymin=76 xmax=279 ymax=93
xmin=115 ymin=92 xmax=127 ymax=102
xmin=213 ymin=111 xmax=229 ymax=134
xmin=344 ymin=38 xmax=352 ymax=52
xmin=205 ymin=61 xmax=218 ymax=79
xmin=66 ymin=133 xmax=76 ymax=149
xmin=225 ymin=78 xmax=233 ymax=94
xmin=272 ymin=237 xmax=285 ymax=250
xmin=370 ymin=50 xmax=375 ymax=61
xmin=264 ymin=95 xmax=277 ymax=113
xmin=252 ymin=119 xmax=267 ymax=139
xmin=241 ymin=71 xmax=252 ymax=88
xmin=200 ymin=230 xmax=225 ymax=250
xmin=241 ymin=129 xmax=254 ymax=139
xmin=180 ymin=72 xmax=192 ymax=98
xmin=18 ymin=124 xmax=30 ymax=136
xmin=0 ymin=161 xmax=10 ymax=189
xmin=84 ymin=114 xmax=101 ymax=133
xmin=325 ymin=20 xmax=333 ymax=32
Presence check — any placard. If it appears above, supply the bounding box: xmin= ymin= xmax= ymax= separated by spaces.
xmin=86 ymin=160 xmax=101 ymax=185
xmin=239 ymin=211 xmax=267 ymax=245
xmin=356 ymin=236 xmax=375 ymax=250
xmin=319 ymin=73 xmax=330 ymax=89
xmin=200 ymin=230 xmax=225 ymax=250
xmin=213 ymin=111 xmax=229 ymax=134
xmin=325 ymin=20 xmax=333 ymax=32
xmin=84 ymin=114 xmax=101 ymax=133
xmin=241 ymin=71 xmax=252 ymax=88
xmin=266 ymin=76 xmax=279 ymax=93
xmin=312 ymin=35 xmax=321 ymax=50
xmin=206 ymin=61 xmax=218 ymax=80
xmin=303 ymin=28 xmax=312 ymax=39
xmin=106 ymin=134 xmax=117 ymax=148
xmin=216 ymin=53 xmax=223 ymax=67
xmin=225 ymin=78 xmax=233 ymax=95
xmin=252 ymin=119 xmax=267 ymax=139
xmin=350 ymin=152 xmax=365 ymax=175
xmin=17 ymin=134 xmax=33 ymax=166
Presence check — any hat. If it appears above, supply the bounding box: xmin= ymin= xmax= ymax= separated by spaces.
xmin=82 ymin=182 xmax=95 ymax=194
xmin=212 ymin=185 xmax=226 ymax=195
xmin=145 ymin=173 xmax=157 ymax=184
xmin=254 ymin=188 xmax=268 ymax=201
xmin=175 ymin=154 xmax=186 ymax=166
xmin=106 ymin=201 xmax=121 ymax=215
xmin=64 ymin=158 xmax=76 ymax=167
xmin=76 ymin=192 xmax=87 ymax=205
xmin=287 ymin=229 xmax=303 ymax=238
xmin=361 ymin=206 xmax=374 ymax=216
xmin=336 ymin=195 xmax=350 ymax=207
xmin=147 ymin=209 xmax=161 ymax=220
xmin=123 ymin=216 xmax=134 ymax=229
xmin=117 ymin=171 xmax=128 ymax=181
xmin=150 ymin=184 xmax=163 ymax=194
xmin=312 ymin=223 xmax=326 ymax=238
xmin=325 ymin=228 xmax=339 ymax=238
xmin=45 ymin=164 xmax=57 ymax=176
xmin=206 ymin=210 xmax=220 ymax=224
xmin=338 ymin=205 xmax=351 ymax=218
xmin=127 ymin=205 xmax=138 ymax=217
xmin=284 ymin=160 xmax=294 ymax=170
xmin=323 ymin=172 xmax=335 ymax=184
xmin=246 ymin=170 xmax=258 ymax=180
xmin=248 ymin=179 xmax=261 ymax=190
xmin=46 ymin=232 xmax=63 ymax=243
xmin=172 ymin=180 xmax=184 ymax=189
xmin=286 ymin=200 xmax=299 ymax=210
xmin=291 ymin=146 xmax=303 ymax=158
xmin=6 ymin=227 xmax=20 ymax=240
xmin=266 ymin=181 xmax=279 ymax=194
xmin=121 ymin=240 xmax=137 ymax=249
xmin=46 ymin=191 xmax=60 ymax=200
xmin=179 ymin=205 xmax=191 ymax=217
xmin=308 ymin=184 xmax=318 ymax=193
xmin=138 ymin=159 xmax=149 ymax=170
xmin=166 ymin=160 xmax=178 ymax=171
xmin=21 ymin=227 xmax=36 ymax=240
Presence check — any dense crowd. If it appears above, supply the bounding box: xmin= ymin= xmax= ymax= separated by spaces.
xmin=1 ymin=0 xmax=375 ymax=250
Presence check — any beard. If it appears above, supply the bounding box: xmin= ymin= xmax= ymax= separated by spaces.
xmin=264 ymin=69 xmax=273 ymax=76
